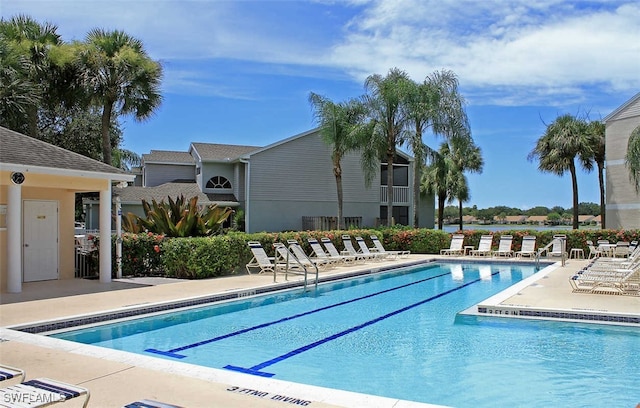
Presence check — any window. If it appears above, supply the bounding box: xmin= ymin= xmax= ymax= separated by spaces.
xmin=206 ymin=176 xmax=232 ymax=189
xmin=380 ymin=165 xmax=409 ymax=186
xmin=380 ymin=205 xmax=409 ymax=225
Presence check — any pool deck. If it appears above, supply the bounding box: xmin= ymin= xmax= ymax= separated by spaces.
xmin=1 ymin=255 xmax=638 ymax=407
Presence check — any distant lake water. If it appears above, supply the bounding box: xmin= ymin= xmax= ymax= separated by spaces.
xmin=441 ymin=224 xmax=597 ymax=233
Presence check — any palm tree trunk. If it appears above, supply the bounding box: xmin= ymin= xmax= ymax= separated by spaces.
xmin=598 ymin=163 xmax=605 ymax=228
xmin=334 ymin=160 xmax=343 ymax=230
xmin=101 ymin=101 xmax=114 ymax=165
xmin=570 ymin=162 xmax=579 ymax=230
xmin=413 ymin=162 xmax=421 ymax=228
xmin=437 ymin=193 xmax=445 ymax=230
xmin=458 ymin=199 xmax=463 ymax=231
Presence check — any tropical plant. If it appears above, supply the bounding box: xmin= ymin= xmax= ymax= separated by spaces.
xmin=423 ymin=141 xmax=456 ymax=229
xmin=447 ymin=123 xmax=483 ymax=231
xmin=528 ymin=114 xmax=591 ymax=229
xmin=77 ymin=29 xmax=162 ymax=165
xmin=0 ymin=15 xmax=65 ymax=137
xmin=360 ymin=67 xmax=413 ymax=226
xmin=404 ymin=70 xmax=469 ymax=227
xmin=626 ymin=125 xmax=640 ymax=192
xmin=123 ymin=195 xmax=233 ymax=237
xmin=584 ymin=120 xmax=606 ymax=227
xmin=308 ymin=92 xmax=368 ymax=230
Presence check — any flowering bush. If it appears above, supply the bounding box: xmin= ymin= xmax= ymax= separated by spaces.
xmin=101 ymin=227 xmax=639 ymax=280
xmin=111 ymin=232 xmax=165 ymax=276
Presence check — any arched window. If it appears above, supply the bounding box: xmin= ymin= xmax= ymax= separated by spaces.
xmin=206 ymin=176 xmax=232 ymax=189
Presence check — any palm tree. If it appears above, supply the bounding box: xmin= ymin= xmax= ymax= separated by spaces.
xmin=77 ymin=29 xmax=163 ymax=165
xmin=584 ymin=120 xmax=606 ymax=227
xmin=422 ymin=142 xmax=457 ymax=230
xmin=626 ymin=125 xmax=640 ymax=192
xmin=0 ymin=39 xmax=40 ymax=133
xmin=360 ymin=68 xmax=412 ymax=226
xmin=449 ymin=133 xmax=483 ymax=230
xmin=404 ymin=70 xmax=467 ymax=227
xmin=528 ymin=114 xmax=590 ymax=229
xmin=0 ymin=15 xmax=63 ymax=137
xmin=308 ymin=92 xmax=367 ymax=230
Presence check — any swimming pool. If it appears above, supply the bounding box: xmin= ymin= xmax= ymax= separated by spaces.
xmin=50 ymin=262 xmax=640 ymax=407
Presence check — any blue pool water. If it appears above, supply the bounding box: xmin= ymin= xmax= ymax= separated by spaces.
xmin=51 ymin=263 xmax=640 ymax=407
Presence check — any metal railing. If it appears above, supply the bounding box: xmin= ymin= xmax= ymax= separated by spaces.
xmin=536 ymin=235 xmax=567 ymax=267
xmin=274 ymin=243 xmax=318 ymax=292
xmin=379 ymin=186 xmax=409 ymax=204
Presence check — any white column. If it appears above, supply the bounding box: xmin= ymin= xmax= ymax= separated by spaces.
xmin=115 ymin=195 xmax=122 ymax=279
xmin=7 ymin=184 xmax=22 ymax=293
xmin=99 ymin=185 xmax=112 ymax=283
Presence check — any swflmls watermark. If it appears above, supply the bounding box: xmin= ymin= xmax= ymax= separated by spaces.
xmin=3 ymin=392 xmax=64 ymax=404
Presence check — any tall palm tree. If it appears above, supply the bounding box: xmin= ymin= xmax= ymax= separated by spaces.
xmin=584 ymin=120 xmax=606 ymax=227
xmin=360 ymin=68 xmax=412 ymax=226
xmin=0 ymin=15 xmax=63 ymax=137
xmin=449 ymin=132 xmax=483 ymax=230
xmin=528 ymin=114 xmax=590 ymax=229
xmin=308 ymin=92 xmax=367 ymax=230
xmin=404 ymin=70 xmax=467 ymax=227
xmin=78 ymin=29 xmax=163 ymax=165
xmin=626 ymin=125 xmax=640 ymax=192
xmin=0 ymin=39 xmax=40 ymax=133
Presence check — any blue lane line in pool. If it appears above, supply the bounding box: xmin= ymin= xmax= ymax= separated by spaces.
xmin=224 ymin=272 xmax=499 ymax=377
xmin=145 ymin=269 xmax=450 ymax=359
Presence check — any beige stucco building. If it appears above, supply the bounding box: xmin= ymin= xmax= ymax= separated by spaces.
xmin=0 ymin=127 xmax=134 ymax=293
xmin=604 ymin=92 xmax=640 ymax=229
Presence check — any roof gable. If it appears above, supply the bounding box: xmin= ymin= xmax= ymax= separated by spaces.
xmin=0 ymin=126 xmax=129 ymax=176
xmin=190 ymin=143 xmax=260 ymax=161
xmin=604 ymin=92 xmax=640 ymax=122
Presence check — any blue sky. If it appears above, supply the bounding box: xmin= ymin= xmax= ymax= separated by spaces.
xmin=4 ymin=0 xmax=640 ymax=210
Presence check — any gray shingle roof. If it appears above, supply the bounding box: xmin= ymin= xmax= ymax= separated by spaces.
xmin=142 ymin=150 xmax=194 ymax=164
xmin=0 ymin=126 xmax=129 ymax=175
xmin=114 ymin=181 xmax=239 ymax=205
xmin=191 ymin=143 xmax=260 ymax=161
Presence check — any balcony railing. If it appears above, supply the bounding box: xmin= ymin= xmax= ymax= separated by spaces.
xmin=379 ymin=186 xmax=409 ymax=204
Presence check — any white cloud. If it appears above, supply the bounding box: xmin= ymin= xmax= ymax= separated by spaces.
xmin=329 ymin=0 xmax=640 ymax=105
xmin=3 ymin=0 xmax=638 ymax=105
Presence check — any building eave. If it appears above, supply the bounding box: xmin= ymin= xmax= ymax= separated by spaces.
xmin=1 ymin=163 xmax=135 ymax=182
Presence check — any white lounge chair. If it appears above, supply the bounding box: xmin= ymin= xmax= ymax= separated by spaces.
xmin=320 ymin=238 xmax=359 ymax=264
xmin=471 ymin=235 xmax=493 ymax=257
xmin=308 ymin=238 xmax=348 ymax=265
xmin=245 ymin=241 xmax=278 ymax=279
xmin=0 ymin=365 xmax=25 ymax=383
xmin=440 ymin=234 xmax=464 ymax=256
xmin=341 ymin=235 xmax=374 ymax=261
xmin=570 ymin=265 xmax=639 ymax=296
xmin=516 ymin=236 xmax=537 ymax=258
xmin=370 ymin=235 xmax=410 ymax=258
xmin=355 ymin=236 xmax=387 ymax=261
xmin=586 ymin=240 xmax=604 ymax=259
xmin=549 ymin=235 xmax=567 ymax=258
xmin=286 ymin=240 xmax=331 ymax=270
xmin=0 ymin=377 xmax=90 ymax=408
xmin=492 ymin=235 xmax=514 ymax=257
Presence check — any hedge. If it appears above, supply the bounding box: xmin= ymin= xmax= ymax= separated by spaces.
xmin=104 ymin=228 xmax=639 ymax=279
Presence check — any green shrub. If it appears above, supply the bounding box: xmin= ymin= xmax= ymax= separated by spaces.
xmin=161 ymin=236 xmax=238 ymax=279
xmin=107 ymin=232 xmax=165 ymax=276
